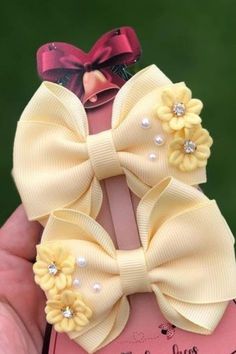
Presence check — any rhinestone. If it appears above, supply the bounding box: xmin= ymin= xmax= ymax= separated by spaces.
xmin=48 ymin=263 xmax=58 ymax=276
xmin=183 ymin=140 xmax=196 ymax=154
xmin=141 ymin=118 xmax=151 ymax=129
xmin=76 ymin=256 xmax=87 ymax=268
xmin=73 ymin=278 xmax=81 ymax=288
xmin=48 ymin=43 xmax=57 ymax=51
xmin=148 ymin=152 xmax=157 ymax=161
xmin=62 ymin=306 xmax=74 ymax=318
xmin=173 ymin=102 xmax=186 ymax=117
xmin=92 ymin=282 xmax=102 ymax=293
xmin=154 ymin=134 xmax=165 ymax=146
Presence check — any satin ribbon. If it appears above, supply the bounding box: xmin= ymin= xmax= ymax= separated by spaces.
xmin=33 ymin=177 xmax=236 ymax=353
xmin=37 ymin=26 xmax=141 ymax=98
xmin=13 ymin=64 xmax=209 ymax=223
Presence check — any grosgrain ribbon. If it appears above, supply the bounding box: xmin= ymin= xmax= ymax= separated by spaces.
xmin=33 ymin=177 xmax=236 ymax=353
xmin=13 ymin=65 xmax=209 ymax=224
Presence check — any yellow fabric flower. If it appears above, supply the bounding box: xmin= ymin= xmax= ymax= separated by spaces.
xmin=45 ymin=290 xmax=93 ymax=333
xmin=156 ymin=86 xmax=203 ymax=132
xmin=33 ymin=244 xmax=75 ymax=296
xmin=168 ymin=126 xmax=213 ymax=172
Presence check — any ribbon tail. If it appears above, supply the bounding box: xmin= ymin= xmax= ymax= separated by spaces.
xmin=152 ymin=285 xmax=229 ymax=334
xmin=72 ymin=296 xmax=130 ymax=354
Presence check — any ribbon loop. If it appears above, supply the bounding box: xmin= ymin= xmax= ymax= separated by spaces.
xmin=87 ymin=130 xmax=123 ymax=180
xmin=117 ymin=248 xmax=152 ymax=295
xmin=32 ymin=177 xmax=236 ymax=353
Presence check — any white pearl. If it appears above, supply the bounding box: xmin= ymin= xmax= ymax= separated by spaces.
xmin=92 ymin=282 xmax=102 ymax=293
xmin=141 ymin=117 xmax=151 ymax=129
xmin=148 ymin=152 xmax=157 ymax=161
xmin=73 ymin=278 xmax=81 ymax=288
xmin=154 ymin=134 xmax=165 ymax=146
xmin=76 ymin=256 xmax=87 ymax=268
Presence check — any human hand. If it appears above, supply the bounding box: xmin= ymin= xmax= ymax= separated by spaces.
xmin=0 ymin=205 xmax=46 ymax=354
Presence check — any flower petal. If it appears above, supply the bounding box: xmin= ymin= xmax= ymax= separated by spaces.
xmin=186 ymin=99 xmax=203 ymax=114
xmin=194 ymin=129 xmax=212 ymax=145
xmin=74 ymin=313 xmax=90 ymax=326
xmin=177 ymin=87 xmax=192 ymax=104
xmin=61 ymin=318 xmax=75 ymax=332
xmin=161 ymin=89 xmax=174 ymax=106
xmin=195 ymin=145 xmax=211 ymax=160
xmin=33 ymin=266 xmax=48 ymax=276
xmin=156 ymin=106 xmax=173 ymax=121
xmin=61 ymin=290 xmax=76 ymax=305
xmin=46 ymin=310 xmax=63 ymax=324
xmin=46 ymin=299 xmax=61 ymax=310
xmin=169 ymin=117 xmax=185 ymax=130
xmin=162 ymin=122 xmax=174 ymax=133
xmin=55 ymin=272 xmax=67 ymax=290
xmin=182 ymin=154 xmax=198 ymax=171
xmin=169 ymin=150 xmax=184 ymax=166
xmin=185 ymin=113 xmax=202 ymax=127
xmin=42 ymin=279 xmax=55 ymax=291
xmin=37 ymin=246 xmax=52 ymax=263
xmin=54 ymin=323 xmax=63 ymax=333
xmin=169 ymin=137 xmax=184 ymax=150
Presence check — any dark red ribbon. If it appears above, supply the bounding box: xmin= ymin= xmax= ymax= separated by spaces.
xmin=37 ymin=27 xmax=141 ymax=98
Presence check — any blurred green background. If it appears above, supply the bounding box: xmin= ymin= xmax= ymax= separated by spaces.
xmin=1 ymin=0 xmax=235 ymax=233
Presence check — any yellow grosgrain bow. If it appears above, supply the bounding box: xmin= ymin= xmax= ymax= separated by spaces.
xmin=33 ymin=177 xmax=236 ymax=354
xmin=13 ymin=64 xmax=210 ymax=224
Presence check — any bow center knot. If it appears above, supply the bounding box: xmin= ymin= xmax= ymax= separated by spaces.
xmin=116 ymin=248 xmax=152 ymax=296
xmin=84 ymin=62 xmax=93 ymax=72
xmin=87 ymin=130 xmax=123 ymax=180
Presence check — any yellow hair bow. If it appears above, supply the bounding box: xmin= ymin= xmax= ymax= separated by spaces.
xmin=33 ymin=177 xmax=236 ymax=353
xmin=13 ymin=65 xmax=212 ymax=223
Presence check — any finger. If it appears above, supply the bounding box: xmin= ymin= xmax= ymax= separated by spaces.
xmin=0 ymin=205 xmax=43 ymax=261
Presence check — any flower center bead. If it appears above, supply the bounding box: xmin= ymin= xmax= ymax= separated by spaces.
xmin=62 ymin=306 xmax=74 ymax=318
xmin=48 ymin=263 xmax=58 ymax=276
xmin=173 ymin=102 xmax=186 ymax=117
xmin=184 ymin=140 xmax=196 ymax=154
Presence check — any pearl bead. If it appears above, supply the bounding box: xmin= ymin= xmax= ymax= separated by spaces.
xmin=148 ymin=152 xmax=157 ymax=161
xmin=92 ymin=282 xmax=102 ymax=293
xmin=154 ymin=134 xmax=165 ymax=146
xmin=141 ymin=117 xmax=151 ymax=129
xmin=76 ymin=256 xmax=87 ymax=268
xmin=73 ymin=278 xmax=81 ymax=288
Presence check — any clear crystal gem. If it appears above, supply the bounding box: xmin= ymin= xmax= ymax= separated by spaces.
xmin=76 ymin=256 xmax=87 ymax=268
xmin=172 ymin=102 xmax=186 ymax=117
xmin=141 ymin=118 xmax=151 ymax=129
xmin=148 ymin=152 xmax=157 ymax=161
xmin=154 ymin=134 xmax=165 ymax=146
xmin=48 ymin=263 xmax=58 ymax=276
xmin=184 ymin=140 xmax=196 ymax=154
xmin=73 ymin=278 xmax=81 ymax=288
xmin=92 ymin=282 xmax=102 ymax=293
xmin=62 ymin=306 xmax=74 ymax=318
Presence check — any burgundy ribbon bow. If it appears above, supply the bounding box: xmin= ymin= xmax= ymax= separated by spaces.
xmin=37 ymin=27 xmax=141 ymax=98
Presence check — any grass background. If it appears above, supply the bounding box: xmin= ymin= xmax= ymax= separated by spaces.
xmin=1 ymin=0 xmax=235 ymax=234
